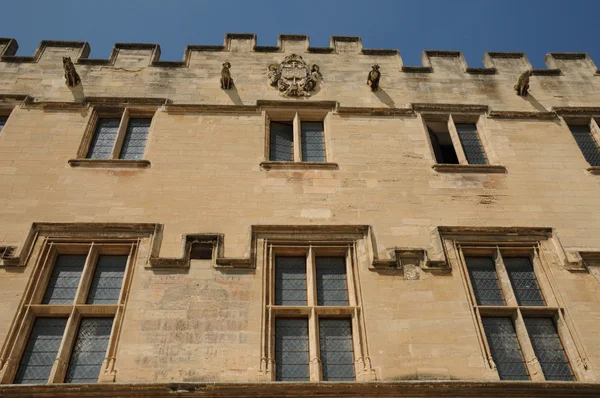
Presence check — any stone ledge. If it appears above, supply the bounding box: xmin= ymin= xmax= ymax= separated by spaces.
xmin=259 ymin=161 xmax=339 ymax=170
xmin=432 ymin=164 xmax=507 ymax=174
xmin=587 ymin=167 xmax=600 ymax=175
xmin=68 ymin=159 xmax=151 ymax=169
xmin=487 ymin=111 xmax=558 ymax=119
xmin=0 ymin=381 xmax=599 ymax=397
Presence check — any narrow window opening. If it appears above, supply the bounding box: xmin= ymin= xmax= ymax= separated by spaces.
xmin=190 ymin=243 xmax=214 ymax=260
xmin=455 ymin=123 xmax=488 ymax=165
xmin=301 ymin=121 xmax=325 ymax=162
xmin=270 ymin=121 xmax=294 ymax=161
xmin=119 ymin=118 xmax=151 ymax=160
xmin=482 ymin=317 xmax=529 ymax=380
xmin=567 ymin=124 xmax=600 ymax=167
xmin=87 ymin=118 xmax=120 ymax=159
xmin=427 ymin=122 xmax=458 ymax=164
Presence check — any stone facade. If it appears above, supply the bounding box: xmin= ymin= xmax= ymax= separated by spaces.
xmin=0 ymin=33 xmax=600 ymax=396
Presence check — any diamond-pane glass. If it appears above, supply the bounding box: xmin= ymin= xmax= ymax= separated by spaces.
xmin=65 ymin=318 xmax=113 ymax=383
xmin=119 ymin=118 xmax=151 ymax=160
xmin=504 ymin=257 xmax=545 ymax=306
xmin=86 ymin=255 xmax=127 ymax=304
xmin=275 ymin=318 xmax=309 ymax=381
xmin=524 ymin=318 xmax=574 ymax=381
xmin=482 ymin=317 xmax=529 ymax=380
xmin=568 ymin=125 xmax=600 ymax=166
xmin=270 ymin=121 xmax=294 ymax=161
xmin=465 ymin=257 xmax=505 ymax=306
xmin=316 ymin=257 xmax=348 ymax=306
xmin=301 ymin=122 xmax=325 ymax=162
xmin=455 ymin=123 xmax=488 ymax=165
xmin=14 ymin=318 xmax=67 ymax=384
xmin=275 ymin=256 xmax=307 ymax=306
xmin=42 ymin=255 xmax=86 ymax=305
xmin=87 ymin=118 xmax=120 ymax=159
xmin=0 ymin=116 xmax=7 ymax=132
xmin=319 ymin=318 xmax=355 ymax=381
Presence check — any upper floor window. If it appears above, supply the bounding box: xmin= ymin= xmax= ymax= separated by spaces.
xmin=1 ymin=240 xmax=137 ymax=384
xmin=87 ymin=113 xmax=152 ymax=160
xmin=0 ymin=115 xmax=7 ymax=133
xmin=425 ymin=115 xmax=488 ymax=165
xmin=458 ymin=243 xmax=576 ymax=382
xmin=269 ymin=114 xmax=326 ymax=163
xmin=567 ymin=119 xmax=600 ymax=167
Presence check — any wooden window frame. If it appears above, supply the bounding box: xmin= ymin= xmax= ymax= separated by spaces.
xmin=453 ymin=240 xmax=583 ymax=381
xmin=258 ymin=232 xmax=375 ymax=382
xmin=0 ymin=238 xmax=140 ymax=384
xmin=69 ymin=106 xmax=156 ymax=169
xmin=260 ymin=109 xmax=338 ymax=170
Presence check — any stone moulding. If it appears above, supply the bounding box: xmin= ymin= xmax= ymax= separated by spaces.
xmin=487 ymin=110 xmax=558 ymax=119
xmin=553 ymin=106 xmax=600 ymax=117
xmin=259 ymin=161 xmax=339 ymax=170
xmin=2 ymin=380 xmax=599 ymax=397
xmin=2 ymin=35 xmax=598 ymax=75
xmin=67 ymin=159 xmax=151 ymax=169
xmin=432 ymin=164 xmax=507 ymax=174
xmin=412 ymin=103 xmax=489 ymax=114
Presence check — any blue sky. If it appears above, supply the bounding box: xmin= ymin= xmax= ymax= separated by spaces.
xmin=1 ymin=0 xmax=599 ymax=68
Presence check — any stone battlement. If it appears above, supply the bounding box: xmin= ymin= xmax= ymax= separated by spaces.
xmin=0 ymin=34 xmax=598 ymax=76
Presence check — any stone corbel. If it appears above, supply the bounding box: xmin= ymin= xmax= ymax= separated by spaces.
xmin=371 ymin=248 xmax=425 ymax=280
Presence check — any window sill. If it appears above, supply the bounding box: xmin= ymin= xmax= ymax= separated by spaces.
xmin=68 ymin=159 xmax=151 ymax=169
xmin=432 ymin=164 xmax=506 ymax=174
xmin=587 ymin=167 xmax=600 ymax=175
xmin=260 ymin=161 xmax=339 ymax=170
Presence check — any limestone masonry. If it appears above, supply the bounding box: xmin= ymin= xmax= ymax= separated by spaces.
xmin=0 ymin=33 xmax=600 ymax=397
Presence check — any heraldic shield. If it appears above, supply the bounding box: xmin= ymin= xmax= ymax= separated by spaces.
xmin=268 ymin=54 xmax=321 ymax=97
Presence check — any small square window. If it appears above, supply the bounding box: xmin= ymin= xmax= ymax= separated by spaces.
xmin=87 ymin=114 xmax=152 ymax=160
xmin=268 ymin=113 xmax=326 ymax=163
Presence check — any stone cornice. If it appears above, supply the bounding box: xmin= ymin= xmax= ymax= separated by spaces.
xmin=487 ymin=110 xmax=558 ymax=119
xmin=412 ymin=103 xmax=489 ymax=114
xmin=1 ymin=381 xmax=599 ymax=397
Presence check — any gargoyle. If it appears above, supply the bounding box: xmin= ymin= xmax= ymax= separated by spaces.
xmin=367 ymin=64 xmax=381 ymax=91
xmin=62 ymin=57 xmax=81 ymax=87
xmin=514 ymin=70 xmax=531 ymax=96
xmin=220 ymin=62 xmax=233 ymax=90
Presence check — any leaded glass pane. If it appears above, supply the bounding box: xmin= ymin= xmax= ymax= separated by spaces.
xmin=65 ymin=318 xmax=113 ymax=383
xmin=455 ymin=123 xmax=488 ymax=165
xmin=482 ymin=317 xmax=529 ymax=380
xmin=86 ymin=255 xmax=128 ymax=304
xmin=316 ymin=257 xmax=348 ymax=306
xmin=504 ymin=257 xmax=545 ymax=306
xmin=319 ymin=318 xmax=355 ymax=381
xmin=524 ymin=318 xmax=574 ymax=381
xmin=275 ymin=256 xmax=307 ymax=306
xmin=270 ymin=121 xmax=294 ymax=161
xmin=87 ymin=118 xmax=120 ymax=159
xmin=14 ymin=318 xmax=67 ymax=384
xmin=465 ymin=257 xmax=505 ymax=306
xmin=0 ymin=116 xmax=7 ymax=132
xmin=568 ymin=125 xmax=600 ymax=166
xmin=275 ymin=318 xmax=309 ymax=381
xmin=119 ymin=118 xmax=151 ymax=160
xmin=301 ymin=122 xmax=325 ymax=162
xmin=42 ymin=255 xmax=86 ymax=305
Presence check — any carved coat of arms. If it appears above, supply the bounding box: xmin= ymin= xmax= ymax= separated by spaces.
xmin=268 ymin=54 xmax=320 ymax=97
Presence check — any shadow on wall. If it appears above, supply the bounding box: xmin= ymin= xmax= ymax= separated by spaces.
xmin=225 ymin=83 xmax=244 ymax=105
xmin=374 ymin=87 xmax=395 ymax=108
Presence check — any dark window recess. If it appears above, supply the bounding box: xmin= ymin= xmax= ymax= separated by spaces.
xmin=316 ymin=257 xmax=348 ymax=306
xmin=568 ymin=125 xmax=600 ymax=167
xmin=429 ymin=129 xmax=459 ymax=164
xmin=275 ymin=256 xmax=307 ymax=306
xmin=0 ymin=116 xmax=7 ymax=132
xmin=301 ymin=122 xmax=325 ymax=162
xmin=119 ymin=118 xmax=151 ymax=160
xmin=319 ymin=318 xmax=355 ymax=381
xmin=86 ymin=255 xmax=128 ymax=305
xmin=275 ymin=318 xmax=310 ymax=381
xmin=482 ymin=317 xmax=529 ymax=380
xmin=42 ymin=255 xmax=86 ymax=305
xmin=465 ymin=257 xmax=505 ymax=306
xmin=65 ymin=318 xmax=113 ymax=383
xmin=524 ymin=318 xmax=574 ymax=381
xmin=190 ymin=243 xmax=214 ymax=260
xmin=87 ymin=118 xmax=120 ymax=159
xmin=14 ymin=318 xmax=67 ymax=384
xmin=270 ymin=121 xmax=294 ymax=161
xmin=455 ymin=123 xmax=488 ymax=165
xmin=504 ymin=257 xmax=545 ymax=307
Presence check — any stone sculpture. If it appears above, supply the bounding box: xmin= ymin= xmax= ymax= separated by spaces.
xmin=267 ymin=54 xmax=320 ymax=97
xmin=514 ymin=70 xmax=531 ymax=96
xmin=220 ymin=62 xmax=233 ymax=90
xmin=62 ymin=57 xmax=81 ymax=87
xmin=367 ymin=64 xmax=381 ymax=91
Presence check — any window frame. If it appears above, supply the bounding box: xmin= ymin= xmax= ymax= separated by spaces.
xmin=261 ymin=109 xmax=338 ymax=170
xmin=0 ymin=239 xmax=138 ymax=384
xmin=0 ymin=108 xmax=12 ymax=133
xmin=257 ymin=229 xmax=375 ymax=382
xmin=564 ymin=117 xmax=600 ymax=172
xmin=455 ymin=242 xmax=580 ymax=381
xmin=70 ymin=106 xmax=156 ymax=168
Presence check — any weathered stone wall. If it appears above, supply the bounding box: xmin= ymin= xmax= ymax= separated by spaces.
xmin=0 ymin=34 xmax=600 ymax=384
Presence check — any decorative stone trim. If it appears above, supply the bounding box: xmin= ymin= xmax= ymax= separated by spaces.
xmin=259 ymin=161 xmax=339 ymax=170
xmin=554 ymin=107 xmax=600 ymax=117
xmin=487 ymin=110 xmax=558 ymax=119
xmin=432 ymin=164 xmax=507 ymax=174
xmin=258 ymin=100 xmax=337 ymax=110
xmin=413 ymin=103 xmax=489 ymax=114
xmin=335 ymin=106 xmax=413 ymax=116
xmin=68 ymin=159 xmax=151 ymax=169
xmin=361 ymin=49 xmax=399 ymax=56
xmin=164 ymin=104 xmax=259 ymax=114
xmin=1 ymin=381 xmax=599 ymax=397
xmin=401 ymin=65 xmax=433 ymax=73
xmin=587 ymin=167 xmax=600 ymax=175
xmin=466 ymin=67 xmax=497 ymax=75
xmin=531 ymin=69 xmax=561 ymax=76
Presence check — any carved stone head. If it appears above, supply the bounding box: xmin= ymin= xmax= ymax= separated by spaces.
xmin=222 ymin=62 xmax=231 ymax=69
